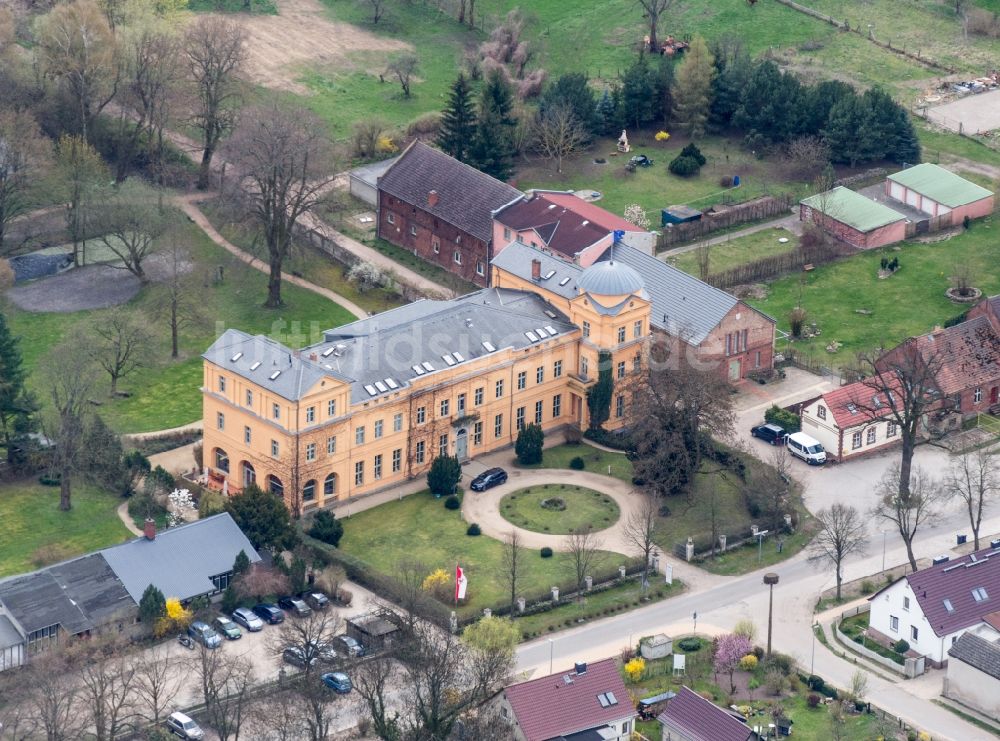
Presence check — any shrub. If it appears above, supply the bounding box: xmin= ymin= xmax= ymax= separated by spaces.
xmin=765 ymin=668 xmax=787 ymax=696
xmin=444 ymin=495 xmax=461 ymax=510
xmin=407 ymin=111 xmax=442 ymax=136
xmin=807 ymin=674 xmax=825 ymax=692
xmin=764 ymin=404 xmax=801 ymax=433
xmin=569 ymin=456 xmax=585 ymax=470
xmin=788 ymin=306 xmax=808 ymax=338
xmin=148 ymin=465 xmax=175 ymax=493
xmin=624 ymin=657 xmax=646 ymax=682
xmin=720 ymin=175 xmax=734 ymax=188
xmin=678 ymin=637 xmax=702 ymax=652
xmin=739 ymin=654 xmax=759 ymax=671
xmin=540 ymin=546 xmax=553 ymax=558
xmin=38 ymin=473 xmax=61 ymax=486
xmin=807 ymin=693 xmax=821 ymax=708
xmin=308 ymin=510 xmax=344 ymax=547
xmin=893 ymin=639 xmax=910 ymax=654
xmin=515 ymin=423 xmax=544 ymax=465
xmin=466 ymin=523 xmax=481 ymax=536
xmin=428 ymin=454 xmax=462 ymax=496
xmin=679 ymin=143 xmax=706 ymax=166
xmin=221 ymin=585 xmax=239 ymax=614
xmin=422 ymin=568 xmax=451 ymax=601
xmin=198 ymin=490 xmax=226 ymax=518
xmin=734 ymin=619 xmax=758 ymax=641
xmin=668 ymin=155 xmax=701 ymax=177
xmin=766 ymin=652 xmax=795 ymax=676
xmin=860 ymin=579 xmax=876 ymax=595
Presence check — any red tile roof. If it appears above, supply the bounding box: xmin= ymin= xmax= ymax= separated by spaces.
xmin=504 ymin=658 xmax=635 ymax=741
xmin=871 ymin=545 xmax=1000 ymax=637
xmin=495 ymin=194 xmax=609 ymax=259
xmin=820 ymin=377 xmax=899 ymax=429
xmin=914 ymin=316 xmax=1000 ymax=396
xmin=537 ymin=192 xmax=640 ymax=233
xmin=657 ymin=686 xmax=754 ymax=741
xmin=984 ymin=610 xmax=1000 ymax=633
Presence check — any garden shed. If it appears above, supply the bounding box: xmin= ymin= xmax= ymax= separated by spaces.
xmin=346 ymin=613 xmax=400 ymax=652
xmin=661 ymin=205 xmax=702 ymax=226
xmin=885 ymin=163 xmax=994 ymax=225
xmin=799 ymin=186 xmax=907 ymax=250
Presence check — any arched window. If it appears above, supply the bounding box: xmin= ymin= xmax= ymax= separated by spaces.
xmin=303 ymin=479 xmax=316 ymax=501
xmin=267 ymin=475 xmax=284 ymax=497
xmin=242 ymin=462 xmax=256 ymax=487
xmin=214 ymin=448 xmax=229 ymax=473
xmin=323 ymin=473 xmax=337 ymax=497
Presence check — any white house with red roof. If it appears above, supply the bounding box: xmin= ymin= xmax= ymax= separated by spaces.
xmin=500 ymin=658 xmax=637 ymax=741
xmin=868 ymin=544 xmax=1000 ymax=667
xmin=799 ymin=378 xmax=901 ymax=462
xmin=657 ymin=686 xmax=757 ymax=741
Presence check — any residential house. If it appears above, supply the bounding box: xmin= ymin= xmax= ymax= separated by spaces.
xmin=799 ymin=379 xmax=901 ymax=462
xmin=492 ymin=240 xmax=775 ymax=382
xmin=885 ymin=163 xmax=994 ymax=226
xmin=868 ymin=544 xmax=1000 ymax=667
xmin=499 ymin=658 xmax=637 ymax=741
xmin=799 ymin=186 xmax=907 ymax=249
xmin=657 ymin=686 xmax=756 ymax=741
xmin=202 ymin=274 xmax=650 ymax=510
xmin=376 ymin=141 xmax=521 ymax=286
xmin=492 ymin=191 xmax=654 ymax=267
xmin=944 ymin=631 xmax=1000 ymax=719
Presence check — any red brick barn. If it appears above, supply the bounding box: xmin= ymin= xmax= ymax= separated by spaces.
xmin=886 ymin=163 xmax=994 ymax=226
xmin=799 ymin=186 xmax=907 ymax=249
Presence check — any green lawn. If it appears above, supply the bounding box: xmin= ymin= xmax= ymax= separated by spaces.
xmin=337 ymin=489 xmax=627 ymax=616
xmin=0 ymin=481 xmax=132 ymax=576
xmin=499 ymin=485 xmax=619 ymax=535
xmin=748 ymin=217 xmax=1000 ymax=367
xmin=188 ymin=0 xmax=276 ymax=12
xmin=669 ymin=227 xmax=799 ymax=276
xmin=515 ymin=443 xmax=633 ymax=483
xmin=3 ymin=216 xmax=358 ymax=433
xmin=698 ymin=523 xmax=815 ymax=576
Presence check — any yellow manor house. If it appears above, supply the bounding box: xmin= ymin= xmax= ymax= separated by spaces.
xmin=201 ymin=259 xmax=651 ymax=513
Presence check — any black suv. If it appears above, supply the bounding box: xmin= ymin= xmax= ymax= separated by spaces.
xmin=751 ymin=423 xmax=787 ymax=445
xmin=470 ymin=467 xmax=508 ymax=492
xmin=253 ymin=603 xmax=285 ymax=624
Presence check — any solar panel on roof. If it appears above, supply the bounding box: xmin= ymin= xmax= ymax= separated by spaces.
xmin=385 ymin=378 xmax=399 ymax=389
xmin=230 ymin=352 xmax=243 ymax=362
xmin=422 ymin=361 xmax=434 ymax=371
xmin=525 ymin=331 xmax=539 ymax=342
xmin=249 ymin=361 xmax=262 ymax=371
xmin=364 ymin=384 xmax=378 ymax=396
xmin=412 ymin=365 xmax=425 ymax=375
xmin=453 ymin=351 xmax=464 ymax=362
xmin=269 ymin=370 xmax=281 ymax=380
xmin=482 ymin=341 xmax=496 ymax=352
xmin=374 ymin=381 xmax=388 ymax=393
xmin=442 ymin=354 xmax=456 ymax=366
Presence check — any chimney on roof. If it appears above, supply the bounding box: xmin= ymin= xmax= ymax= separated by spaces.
xmin=574 ymin=661 xmax=587 ymax=675
xmin=143 ymin=518 xmax=156 ymax=541
xmin=932 ymin=325 xmax=944 ymax=335
xmin=531 ymin=259 xmax=541 ymax=281
xmin=309 ymin=353 xmax=318 ymax=361
xmin=428 ymin=190 xmax=439 ymax=208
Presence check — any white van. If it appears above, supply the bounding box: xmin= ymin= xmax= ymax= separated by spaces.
xmin=166 ymin=712 xmax=205 ymax=740
xmin=786 ymin=431 xmax=827 ymax=465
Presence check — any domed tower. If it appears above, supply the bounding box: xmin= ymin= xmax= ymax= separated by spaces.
xmin=576 ymin=259 xmax=648 ymax=310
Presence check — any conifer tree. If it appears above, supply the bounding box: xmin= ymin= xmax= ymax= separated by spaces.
xmin=672 ymin=35 xmax=714 ymax=138
xmin=0 ymin=310 xmax=35 ymax=466
xmin=437 ymin=73 xmax=476 ymax=162
xmin=468 ymin=69 xmax=516 ymax=181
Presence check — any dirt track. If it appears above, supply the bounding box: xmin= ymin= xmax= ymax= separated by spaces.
xmin=220 ymin=0 xmax=411 ymax=95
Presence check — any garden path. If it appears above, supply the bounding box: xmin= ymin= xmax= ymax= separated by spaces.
xmin=657 ymin=213 xmax=801 ymax=259
xmin=116 ymin=500 xmax=143 ymax=537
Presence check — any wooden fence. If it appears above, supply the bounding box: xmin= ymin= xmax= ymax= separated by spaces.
xmin=706 ymin=239 xmax=842 ymax=289
xmin=656 ymin=194 xmax=794 ymax=249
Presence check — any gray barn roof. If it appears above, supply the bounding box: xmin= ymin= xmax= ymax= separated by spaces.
xmin=349 ymin=155 xmax=400 ymax=189
xmin=101 ymin=513 xmax=261 ymax=602
xmin=948 ymin=632 xmax=1000 ymax=679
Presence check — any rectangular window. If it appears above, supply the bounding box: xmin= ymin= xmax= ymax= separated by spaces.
xmin=440 ymin=399 xmax=450 ymax=417
xmin=327 ymin=399 xmax=336 ymax=417
xmin=887 ymin=421 xmax=897 ymax=437
xmin=439 ymin=433 xmax=449 ymax=452
xmin=817 ymin=405 xmax=827 ymax=420
xmin=354 ymin=461 xmax=364 ymax=486
xmin=245 ymin=389 xmax=253 ymax=406
xmin=273 ymin=403 xmax=281 ymax=420
xmin=633 ymin=320 xmax=642 ymax=338
xmin=536 ymin=366 xmax=544 ymax=384
xmin=517 ymin=371 xmax=527 ymax=390
xmin=494 ymin=413 xmax=503 ymax=438
xmin=495 ymin=379 xmax=505 ymax=399
xmin=306 ymin=406 xmax=315 ymax=424
xmin=392 ymin=448 xmax=401 ymax=473
xmin=633 ymin=355 xmax=641 ymax=373
xmin=217 ymin=412 xmax=225 ymax=430
xmin=409 ymin=225 xmax=417 ymax=236
xmin=535 ymin=400 xmax=543 ymax=424
xmin=218 ymin=376 xmax=226 ymax=393
xmin=474 ymin=387 xmax=484 ymax=406
xmin=244 ymin=426 xmax=252 ymax=444
xmin=457 ymin=393 xmax=466 ymax=413
xmin=726 ymin=334 xmax=732 ymax=356
xmin=327 ymin=436 xmax=336 ymax=455
xmin=432 ymin=239 xmax=440 ymax=253
xmin=305 ymin=443 xmax=316 ymax=461
xmin=742 ymin=329 xmax=748 ymax=352
xmin=415 ymin=440 xmax=425 ymax=464
xmin=355 ymin=426 xmax=365 ymax=445
xmin=374 ymin=419 xmax=384 ymax=439
xmin=581 ymin=357 xmax=589 ymax=377
xmin=583 ymin=321 xmax=590 ymax=338
xmin=617 ymin=326 xmax=626 ymax=343
xmin=755 ymin=351 xmax=761 ymax=369
xmin=374 ymin=454 xmax=382 ymax=480
xmin=417 ymin=406 xmax=426 ymax=424
xmin=615 ymin=394 xmax=625 ymax=419
xmin=910 ymin=626 xmax=919 ymax=642
xmin=476 ymin=261 xmax=485 ymax=276
xmin=553 ymin=394 xmax=561 ymax=418
xmin=503 ymin=227 xmax=511 ymax=241
xmin=387 ymin=212 xmax=395 ymax=224
xmin=866 ymin=427 xmax=876 ymax=444
xmin=851 ymin=432 xmax=862 ymax=449
xmin=617 ymin=361 xmax=626 ymax=380
xmin=516 ymin=406 xmax=525 ymax=431
xmin=890 ymin=616 xmax=899 ymax=633
xmin=975 ymin=387 xmax=983 ymax=403
xmin=393 ymin=413 xmax=403 ymax=432
xmin=474 ymin=421 xmax=483 ymax=445
xmin=271 ymin=440 xmax=279 ymax=457
xmin=553 ymin=360 xmax=562 ymax=378
xmin=454 ymin=251 xmax=462 ymax=265
xmin=903 ymin=596 xmax=910 ymax=610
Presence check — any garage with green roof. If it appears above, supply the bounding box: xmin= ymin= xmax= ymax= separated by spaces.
xmin=886 ymin=163 xmax=994 ymax=225
xmin=799 ymin=186 xmax=908 ymax=250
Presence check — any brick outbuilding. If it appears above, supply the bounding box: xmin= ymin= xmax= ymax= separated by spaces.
xmin=799 ymin=186 xmax=907 ymax=249
xmin=886 ymin=163 xmax=994 ymax=226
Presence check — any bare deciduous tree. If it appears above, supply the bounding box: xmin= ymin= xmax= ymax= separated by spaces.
xmin=499 ymin=530 xmax=521 ymax=613
xmin=224 ymin=104 xmax=336 ymax=308
xmin=871 ymin=464 xmax=943 ymax=572
xmin=808 ymin=503 xmax=868 ymax=600
xmin=360 ymin=0 xmax=389 ymax=24
xmin=531 ymin=104 xmax=586 ymax=173
xmin=84 ymin=306 xmax=152 ymax=396
xmin=56 ymin=134 xmax=106 ymax=267
xmin=386 ymin=53 xmax=419 ymax=97
xmin=637 ymin=0 xmax=679 ymax=53
xmin=93 ymin=182 xmax=171 ymax=283
xmin=132 ymin=645 xmax=181 ymax=725
xmin=43 ymin=344 xmax=95 ymax=511
xmin=76 ymin=640 xmax=139 ymax=741
xmin=185 ymin=16 xmax=246 ymax=190
xmin=23 ymin=649 xmax=85 ymax=740
xmin=196 ymin=645 xmax=254 ymax=740
xmin=945 ymin=448 xmax=998 ymax=551
xmin=152 ymin=234 xmax=203 ymax=358
xmin=564 ymin=528 xmax=604 ymax=598
xmin=622 ymin=494 xmax=658 ymax=591
xmin=352 ymin=653 xmax=402 ymax=741
xmin=0 ymin=110 xmax=53 ymax=256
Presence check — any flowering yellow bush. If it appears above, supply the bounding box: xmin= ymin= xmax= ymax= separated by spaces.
xmin=655 ymin=131 xmax=671 ymax=142
xmin=153 ymin=597 xmax=193 ymax=637
xmin=739 ymin=654 xmax=758 ymax=671
xmin=376 ymin=135 xmax=398 ymax=153
xmin=624 ymin=657 xmax=646 ymax=683
xmin=917 ymin=734 xmax=931 ymax=741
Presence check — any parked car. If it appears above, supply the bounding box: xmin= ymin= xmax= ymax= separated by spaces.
xmin=165 ymin=711 xmax=205 ymax=740
xmin=786 ymin=431 xmax=827 ymax=465
xmin=303 ymin=591 xmax=330 ymax=611
xmin=751 ymin=423 xmax=787 ymax=445
xmin=232 ymin=607 xmax=264 ymax=632
xmin=629 ymin=154 xmax=653 ymax=167
xmin=470 ymin=467 xmax=508 ymax=492
xmin=213 ymin=616 xmax=242 ymax=640
xmin=306 ymin=639 xmax=338 ymax=662
xmin=334 ymin=634 xmax=365 ymax=657
xmin=254 ymin=603 xmax=285 ymax=625
xmin=282 ymin=646 xmax=317 ymax=669
xmin=322 ymin=672 xmax=352 ymax=694
xmin=278 ymin=596 xmax=312 ymax=617
xmin=187 ymin=621 xmax=222 ymax=649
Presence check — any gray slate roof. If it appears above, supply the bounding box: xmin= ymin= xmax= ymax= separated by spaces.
xmin=0 ymin=554 xmax=133 ymax=636
xmin=948 ymin=632 xmax=1000 ymax=679
xmin=492 ymin=241 xmax=583 ymax=300
xmin=349 ymin=155 xmax=400 ymax=189
xmin=101 ymin=513 xmax=261 ymax=603
xmin=377 ymin=141 xmax=521 ymax=243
